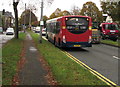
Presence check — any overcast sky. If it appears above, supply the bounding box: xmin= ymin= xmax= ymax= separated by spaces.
xmin=44 ymin=0 xmax=102 ymax=15
xmin=0 ymin=0 xmax=102 ymax=20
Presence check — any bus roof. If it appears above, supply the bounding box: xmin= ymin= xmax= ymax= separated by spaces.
xmin=46 ymin=15 xmax=91 ymax=23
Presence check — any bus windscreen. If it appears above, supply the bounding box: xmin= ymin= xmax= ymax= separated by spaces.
xmin=66 ymin=17 xmax=89 ymax=34
xmin=105 ymin=24 xmax=119 ymax=30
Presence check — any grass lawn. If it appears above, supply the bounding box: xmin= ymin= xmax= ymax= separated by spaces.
xmin=101 ymin=40 xmax=119 ymax=47
xmin=2 ymin=33 xmax=26 ymax=85
xmin=30 ymin=31 xmax=109 ymax=86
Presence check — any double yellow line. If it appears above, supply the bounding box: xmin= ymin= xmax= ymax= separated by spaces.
xmin=62 ymin=51 xmax=117 ymax=87
xmin=42 ymin=37 xmax=117 ymax=86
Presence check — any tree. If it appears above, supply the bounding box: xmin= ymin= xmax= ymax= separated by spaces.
xmin=31 ymin=21 xmax=39 ymax=27
xmin=70 ymin=5 xmax=81 ymax=15
xmin=49 ymin=8 xmax=61 ymax=19
xmin=80 ymin=1 xmax=103 ymax=22
xmin=49 ymin=13 xmax=57 ymax=19
xmin=49 ymin=8 xmax=71 ymax=19
xmin=58 ymin=10 xmax=70 ymax=16
xmin=13 ymin=1 xmax=19 ymax=39
xmin=43 ymin=15 xmax=48 ymax=27
xmin=118 ymin=1 xmax=120 ymax=23
xmin=101 ymin=1 xmax=120 ymax=23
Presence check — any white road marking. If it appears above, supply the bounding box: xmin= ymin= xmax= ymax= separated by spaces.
xmin=36 ymin=33 xmax=47 ymax=41
xmin=42 ymin=36 xmax=47 ymax=41
xmin=27 ymin=34 xmax=32 ymax=40
xmin=29 ymin=46 xmax=37 ymax=52
xmin=113 ymin=56 xmax=120 ymax=60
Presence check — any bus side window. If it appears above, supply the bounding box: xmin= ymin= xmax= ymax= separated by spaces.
xmin=56 ymin=22 xmax=60 ymax=34
xmin=46 ymin=23 xmax=49 ymax=32
xmin=53 ymin=22 xmax=56 ymax=33
xmin=50 ymin=23 xmax=53 ymax=32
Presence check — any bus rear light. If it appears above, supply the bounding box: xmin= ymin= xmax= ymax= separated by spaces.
xmin=89 ymin=26 xmax=92 ymax=30
xmin=63 ymin=35 xmax=66 ymax=43
xmin=62 ymin=26 xmax=66 ymax=29
xmin=66 ymin=18 xmax=68 ymax=20
xmin=89 ymin=36 xmax=92 ymax=43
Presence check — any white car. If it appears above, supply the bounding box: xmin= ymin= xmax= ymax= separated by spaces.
xmin=42 ymin=28 xmax=46 ymax=35
xmin=32 ymin=27 xmax=36 ymax=31
xmin=35 ymin=27 xmax=40 ymax=33
xmin=6 ymin=28 xmax=14 ymax=35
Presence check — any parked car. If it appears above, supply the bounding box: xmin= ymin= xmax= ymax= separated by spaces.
xmin=6 ymin=28 xmax=14 ymax=35
xmin=42 ymin=28 xmax=46 ymax=35
xmin=32 ymin=27 xmax=36 ymax=31
xmin=35 ymin=26 xmax=40 ymax=33
xmin=99 ymin=23 xmax=119 ymax=41
xmin=0 ymin=27 xmax=3 ymax=34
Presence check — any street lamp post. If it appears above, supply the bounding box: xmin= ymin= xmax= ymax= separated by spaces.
xmin=13 ymin=0 xmax=19 ymax=39
xmin=39 ymin=0 xmax=43 ymax=43
xmin=29 ymin=8 xmax=32 ymax=30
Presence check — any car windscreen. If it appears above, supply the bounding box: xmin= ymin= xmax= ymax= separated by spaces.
xmin=0 ymin=27 xmax=3 ymax=30
xmin=105 ymin=24 xmax=119 ymax=30
xmin=66 ymin=17 xmax=89 ymax=34
xmin=7 ymin=28 xmax=14 ymax=31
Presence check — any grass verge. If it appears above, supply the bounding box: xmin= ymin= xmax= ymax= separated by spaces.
xmin=2 ymin=33 xmax=26 ymax=85
xmin=30 ymin=31 xmax=108 ymax=86
xmin=101 ymin=40 xmax=119 ymax=47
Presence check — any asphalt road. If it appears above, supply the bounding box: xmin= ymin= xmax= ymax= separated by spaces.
xmin=41 ymin=34 xmax=119 ymax=85
xmin=0 ymin=32 xmax=14 ymax=48
xmin=0 ymin=32 xmax=14 ymax=84
xmin=65 ymin=44 xmax=119 ymax=85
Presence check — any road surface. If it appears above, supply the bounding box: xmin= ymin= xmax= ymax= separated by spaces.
xmin=65 ymin=44 xmax=119 ymax=85
xmin=0 ymin=32 xmax=14 ymax=48
xmin=40 ymin=33 xmax=119 ymax=85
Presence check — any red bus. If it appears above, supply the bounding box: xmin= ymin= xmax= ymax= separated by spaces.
xmin=46 ymin=15 xmax=92 ymax=47
xmin=100 ymin=23 xmax=119 ymax=41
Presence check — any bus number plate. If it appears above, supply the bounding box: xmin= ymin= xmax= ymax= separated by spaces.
xmin=74 ymin=45 xmax=81 ymax=47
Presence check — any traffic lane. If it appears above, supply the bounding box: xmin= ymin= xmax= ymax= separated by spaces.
xmin=91 ymin=44 xmax=119 ymax=59
xmin=65 ymin=44 xmax=119 ymax=85
xmin=0 ymin=33 xmax=14 ymax=47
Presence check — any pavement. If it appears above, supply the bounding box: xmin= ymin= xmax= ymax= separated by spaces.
xmin=17 ymin=32 xmax=49 ymax=85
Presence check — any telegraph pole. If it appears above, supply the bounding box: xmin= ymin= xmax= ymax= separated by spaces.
xmin=1 ymin=3 xmax=5 ymax=31
xmin=29 ymin=8 xmax=32 ymax=30
xmin=39 ymin=0 xmax=43 ymax=43
xmin=24 ymin=3 xmax=26 ymax=33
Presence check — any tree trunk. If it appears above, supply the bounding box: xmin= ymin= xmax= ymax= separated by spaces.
xmin=13 ymin=2 xmax=19 ymax=39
